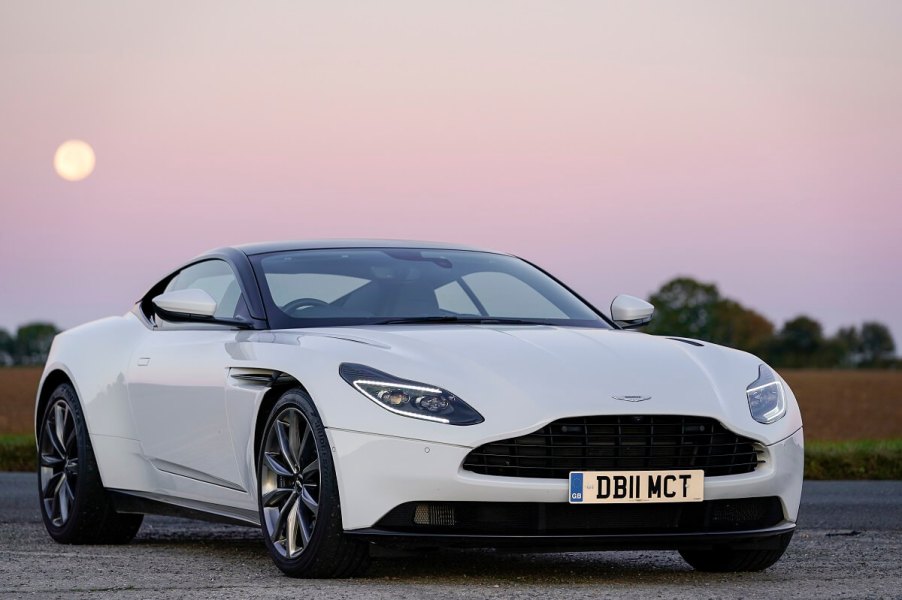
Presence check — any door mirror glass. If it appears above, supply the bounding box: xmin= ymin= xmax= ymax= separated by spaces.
xmin=610 ymin=294 xmax=654 ymax=329
xmin=152 ymin=289 xmax=218 ymax=318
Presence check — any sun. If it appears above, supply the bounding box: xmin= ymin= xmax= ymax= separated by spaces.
xmin=54 ymin=140 xmax=96 ymax=182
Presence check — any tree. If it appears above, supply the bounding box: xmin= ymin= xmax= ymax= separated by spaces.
xmin=646 ymin=277 xmax=721 ymax=341
xmin=859 ymin=322 xmax=895 ymax=367
xmin=710 ymin=299 xmax=775 ymax=354
xmin=646 ymin=277 xmax=775 ymax=354
xmin=644 ymin=276 xmax=896 ymax=369
xmin=834 ymin=326 xmax=862 ymax=367
xmin=0 ymin=328 xmax=13 ymax=366
xmin=765 ymin=315 xmax=842 ymax=368
xmin=14 ymin=322 xmax=59 ymax=366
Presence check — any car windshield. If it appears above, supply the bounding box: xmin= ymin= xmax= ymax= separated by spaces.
xmin=249 ymin=248 xmax=611 ymax=329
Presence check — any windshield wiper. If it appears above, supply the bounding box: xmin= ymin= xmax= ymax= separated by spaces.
xmin=373 ymin=316 xmax=551 ymax=325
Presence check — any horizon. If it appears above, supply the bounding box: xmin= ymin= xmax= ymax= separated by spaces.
xmin=2 ymin=2 xmax=900 ymax=346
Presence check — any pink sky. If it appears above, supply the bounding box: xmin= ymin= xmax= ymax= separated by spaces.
xmin=1 ymin=2 xmax=901 ymax=346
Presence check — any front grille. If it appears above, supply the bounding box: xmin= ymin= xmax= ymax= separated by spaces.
xmin=463 ymin=415 xmax=763 ymax=479
xmin=376 ymin=498 xmax=784 ymax=535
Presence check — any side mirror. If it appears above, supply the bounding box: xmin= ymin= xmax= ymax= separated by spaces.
xmin=152 ymin=289 xmax=218 ymax=318
xmin=611 ymin=295 xmax=654 ymax=329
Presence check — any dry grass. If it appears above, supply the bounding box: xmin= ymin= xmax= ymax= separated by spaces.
xmin=1 ymin=367 xmax=900 ymax=440
xmin=0 ymin=368 xmax=41 ymax=435
xmin=782 ymin=370 xmax=902 ymax=441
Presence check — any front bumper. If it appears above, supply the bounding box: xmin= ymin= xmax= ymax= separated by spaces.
xmin=327 ymin=426 xmax=804 ymax=535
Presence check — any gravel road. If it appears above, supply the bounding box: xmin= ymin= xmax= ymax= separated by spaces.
xmin=1 ymin=474 xmax=899 ymax=599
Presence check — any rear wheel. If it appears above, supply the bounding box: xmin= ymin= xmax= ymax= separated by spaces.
xmin=679 ymin=533 xmax=793 ymax=572
xmin=37 ymin=383 xmax=143 ymax=544
xmin=257 ymin=389 xmax=369 ymax=578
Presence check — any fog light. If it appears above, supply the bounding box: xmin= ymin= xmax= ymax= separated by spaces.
xmin=413 ymin=503 xmax=455 ymax=527
xmin=413 ymin=504 xmax=429 ymax=525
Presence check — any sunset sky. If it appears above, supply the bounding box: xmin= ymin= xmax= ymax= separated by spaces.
xmin=1 ymin=2 xmax=900 ymax=345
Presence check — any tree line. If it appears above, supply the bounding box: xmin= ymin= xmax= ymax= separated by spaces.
xmin=645 ymin=277 xmax=897 ymax=368
xmin=0 ymin=323 xmax=59 ymax=367
xmin=1 ymin=281 xmax=897 ymax=368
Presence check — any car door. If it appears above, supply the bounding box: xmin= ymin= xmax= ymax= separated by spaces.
xmin=127 ymin=259 xmax=252 ymax=494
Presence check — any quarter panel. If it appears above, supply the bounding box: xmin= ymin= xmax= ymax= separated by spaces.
xmin=38 ymin=314 xmax=147 ymax=440
xmin=37 ymin=313 xmax=151 ymax=490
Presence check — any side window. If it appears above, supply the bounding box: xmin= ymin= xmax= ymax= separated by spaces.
xmin=162 ymin=260 xmax=250 ymax=323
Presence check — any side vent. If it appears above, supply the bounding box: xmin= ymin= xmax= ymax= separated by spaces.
xmin=229 ymin=368 xmax=295 ymax=387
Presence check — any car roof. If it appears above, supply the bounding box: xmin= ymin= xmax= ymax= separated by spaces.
xmin=206 ymin=239 xmax=503 ymax=257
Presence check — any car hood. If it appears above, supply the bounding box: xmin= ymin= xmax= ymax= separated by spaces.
xmin=260 ymin=325 xmax=801 ymax=447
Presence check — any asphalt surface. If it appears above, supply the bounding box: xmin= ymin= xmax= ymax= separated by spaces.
xmin=1 ymin=474 xmax=900 ymax=599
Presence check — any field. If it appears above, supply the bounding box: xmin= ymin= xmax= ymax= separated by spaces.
xmin=0 ymin=368 xmax=41 ymax=435
xmin=3 ymin=367 xmax=900 ymax=439
xmin=781 ymin=369 xmax=902 ymax=440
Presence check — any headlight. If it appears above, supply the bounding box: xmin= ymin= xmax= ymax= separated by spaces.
xmin=339 ymin=363 xmax=484 ymax=425
xmin=746 ymin=364 xmax=786 ymax=424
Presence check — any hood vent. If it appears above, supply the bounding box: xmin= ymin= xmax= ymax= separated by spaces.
xmin=667 ymin=337 xmax=705 ymax=347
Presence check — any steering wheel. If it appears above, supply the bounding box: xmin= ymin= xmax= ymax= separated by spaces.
xmin=281 ymin=298 xmax=330 ymax=314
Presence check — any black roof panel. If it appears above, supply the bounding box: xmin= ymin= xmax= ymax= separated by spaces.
xmin=201 ymin=239 xmax=500 ymax=258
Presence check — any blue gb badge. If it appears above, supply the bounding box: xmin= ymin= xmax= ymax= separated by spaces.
xmin=569 ymin=472 xmax=584 ymax=503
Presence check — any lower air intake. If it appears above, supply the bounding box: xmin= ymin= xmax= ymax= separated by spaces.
xmin=376 ymin=498 xmax=785 ymax=535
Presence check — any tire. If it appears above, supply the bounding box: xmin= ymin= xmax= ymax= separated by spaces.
xmin=257 ymin=388 xmax=370 ymax=578
xmin=679 ymin=532 xmax=793 ymax=572
xmin=37 ymin=383 xmax=144 ymax=544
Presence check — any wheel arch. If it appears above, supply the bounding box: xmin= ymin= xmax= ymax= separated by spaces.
xmin=35 ymin=367 xmax=76 ymax=442
xmin=252 ymin=373 xmax=313 ymax=471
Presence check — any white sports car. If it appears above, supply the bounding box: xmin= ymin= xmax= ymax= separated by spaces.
xmin=36 ymin=240 xmax=803 ymax=577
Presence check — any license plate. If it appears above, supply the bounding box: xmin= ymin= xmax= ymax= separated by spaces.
xmin=569 ymin=470 xmax=704 ymax=504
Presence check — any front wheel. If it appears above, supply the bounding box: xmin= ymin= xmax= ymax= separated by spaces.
xmin=257 ymin=389 xmax=369 ymax=578
xmin=679 ymin=532 xmax=793 ymax=572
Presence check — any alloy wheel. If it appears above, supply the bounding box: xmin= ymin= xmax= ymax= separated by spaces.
xmin=260 ymin=406 xmax=321 ymax=558
xmin=39 ymin=399 xmax=79 ymax=527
